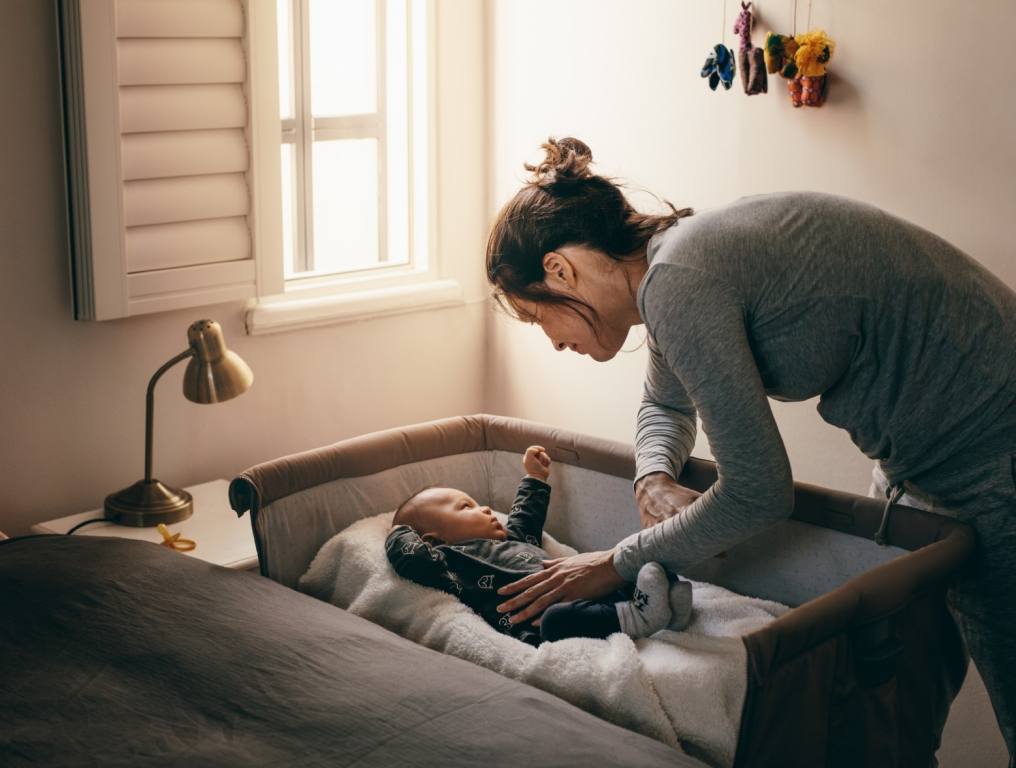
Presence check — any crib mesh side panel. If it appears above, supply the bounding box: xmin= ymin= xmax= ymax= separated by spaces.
xmin=257 ymin=453 xmax=492 ymax=587
xmin=682 ymin=522 xmax=908 ymax=607
xmin=489 ymin=451 xmax=640 ymax=554
xmin=489 ymin=451 xmax=908 ymax=607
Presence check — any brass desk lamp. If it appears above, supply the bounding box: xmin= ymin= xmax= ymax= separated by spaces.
xmin=104 ymin=319 xmax=253 ymax=527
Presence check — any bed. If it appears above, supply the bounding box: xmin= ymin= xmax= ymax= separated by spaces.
xmin=228 ymin=414 xmax=974 ymax=768
xmin=0 ymin=534 xmax=694 ymax=767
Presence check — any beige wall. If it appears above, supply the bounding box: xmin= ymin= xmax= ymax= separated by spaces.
xmin=0 ymin=0 xmax=488 ymax=535
xmin=486 ymin=0 xmax=1014 ymax=763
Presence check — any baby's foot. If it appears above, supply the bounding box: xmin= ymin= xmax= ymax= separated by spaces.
xmin=667 ymin=578 xmax=693 ymax=631
xmin=616 ymin=562 xmax=672 ymax=638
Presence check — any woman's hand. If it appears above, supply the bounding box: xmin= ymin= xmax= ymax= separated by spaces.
xmin=495 ymin=549 xmax=625 ymax=626
xmin=635 ymin=472 xmax=702 ymax=529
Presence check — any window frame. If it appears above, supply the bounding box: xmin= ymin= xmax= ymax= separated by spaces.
xmin=246 ymin=0 xmax=455 ymax=336
xmin=282 ymin=0 xmax=393 ymax=277
xmin=272 ymin=0 xmax=438 ymax=290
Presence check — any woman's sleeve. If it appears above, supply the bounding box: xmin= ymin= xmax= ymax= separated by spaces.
xmin=635 ymin=338 xmax=698 ymax=483
xmin=614 ymin=264 xmax=795 ymax=581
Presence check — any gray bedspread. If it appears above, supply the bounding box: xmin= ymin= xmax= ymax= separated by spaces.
xmin=0 ymin=536 xmax=697 ymax=767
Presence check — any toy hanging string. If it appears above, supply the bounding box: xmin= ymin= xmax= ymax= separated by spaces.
xmin=721 ymin=0 xmax=726 ymax=44
xmin=791 ymin=0 xmax=815 ymax=36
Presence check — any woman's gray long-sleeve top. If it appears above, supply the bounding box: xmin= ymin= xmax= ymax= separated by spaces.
xmin=612 ymin=191 xmax=1016 ymax=581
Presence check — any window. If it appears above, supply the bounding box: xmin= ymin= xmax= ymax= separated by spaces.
xmin=276 ymin=0 xmax=431 ymax=284
xmin=59 ymin=0 xmax=467 ymax=328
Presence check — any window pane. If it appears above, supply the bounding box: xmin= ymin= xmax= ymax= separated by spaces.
xmin=312 ymin=139 xmax=378 ymax=272
xmin=309 ymin=0 xmax=376 ymax=117
xmin=281 ymin=144 xmax=297 ymax=277
xmin=277 ymin=0 xmax=294 ymax=120
xmin=385 ymin=0 xmax=409 ymax=266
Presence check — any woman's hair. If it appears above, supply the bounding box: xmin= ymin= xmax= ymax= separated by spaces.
xmin=485 ymin=137 xmax=692 ymax=329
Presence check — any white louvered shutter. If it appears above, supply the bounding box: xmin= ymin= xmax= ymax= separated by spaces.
xmin=59 ymin=0 xmax=283 ymax=320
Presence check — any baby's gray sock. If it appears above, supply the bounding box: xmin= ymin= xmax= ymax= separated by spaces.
xmin=616 ymin=562 xmax=672 ymax=638
xmin=667 ymin=579 xmax=693 ymax=630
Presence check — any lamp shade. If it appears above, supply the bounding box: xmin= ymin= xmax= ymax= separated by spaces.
xmin=182 ymin=319 xmax=253 ymax=404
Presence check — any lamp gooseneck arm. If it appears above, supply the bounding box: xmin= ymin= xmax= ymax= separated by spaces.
xmin=144 ymin=349 xmax=194 ymax=483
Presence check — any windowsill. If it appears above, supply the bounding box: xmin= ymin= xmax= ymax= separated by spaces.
xmin=244 ymin=278 xmax=464 ymax=336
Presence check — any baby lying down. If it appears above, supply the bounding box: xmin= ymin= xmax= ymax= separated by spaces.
xmin=385 ymin=446 xmax=692 ymax=646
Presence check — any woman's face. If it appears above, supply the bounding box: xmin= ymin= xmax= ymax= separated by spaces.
xmin=515 ymin=299 xmax=629 ymax=362
xmin=511 ymin=245 xmax=641 ymax=362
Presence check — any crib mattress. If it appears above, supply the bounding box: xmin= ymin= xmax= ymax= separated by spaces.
xmin=0 ymin=535 xmax=699 ymax=768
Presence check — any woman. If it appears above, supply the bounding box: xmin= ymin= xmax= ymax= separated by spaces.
xmin=486 ymin=137 xmax=1016 ymax=757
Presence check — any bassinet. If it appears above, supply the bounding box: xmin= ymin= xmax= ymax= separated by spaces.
xmin=229 ymin=414 xmax=973 ymax=767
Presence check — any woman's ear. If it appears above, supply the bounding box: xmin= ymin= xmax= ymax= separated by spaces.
xmin=542 ymin=251 xmax=578 ymax=292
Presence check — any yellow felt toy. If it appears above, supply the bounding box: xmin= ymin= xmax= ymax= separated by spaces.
xmin=793 ymin=29 xmax=835 ymax=77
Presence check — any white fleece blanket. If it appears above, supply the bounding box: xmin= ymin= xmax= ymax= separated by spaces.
xmin=298 ymin=512 xmax=788 ymax=768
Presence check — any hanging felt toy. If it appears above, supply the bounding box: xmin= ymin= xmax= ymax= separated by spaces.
xmin=700 ymin=43 xmax=736 ymax=91
xmin=787 ymin=74 xmax=827 ymax=107
xmin=700 ymin=2 xmax=735 ymax=92
xmin=764 ymin=32 xmax=800 ymax=78
xmin=733 ymin=3 xmax=767 ymax=95
xmin=787 ymin=29 xmax=835 ymax=107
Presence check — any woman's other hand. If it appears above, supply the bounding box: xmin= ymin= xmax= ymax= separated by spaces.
xmin=635 ymin=472 xmax=701 ymax=529
xmin=523 ymin=445 xmax=551 ymax=481
xmin=495 ymin=549 xmax=624 ymax=626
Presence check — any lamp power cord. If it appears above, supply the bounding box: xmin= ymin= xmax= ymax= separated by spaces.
xmin=66 ymin=517 xmax=110 ymax=535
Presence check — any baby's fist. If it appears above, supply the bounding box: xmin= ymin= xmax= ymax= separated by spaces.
xmin=523 ymin=445 xmax=551 ymax=481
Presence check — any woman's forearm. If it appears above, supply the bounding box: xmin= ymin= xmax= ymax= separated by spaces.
xmin=635 ymin=395 xmax=697 ymax=483
xmin=636 ymin=341 xmax=698 ymax=483
xmin=617 ymin=477 xmax=794 ymax=580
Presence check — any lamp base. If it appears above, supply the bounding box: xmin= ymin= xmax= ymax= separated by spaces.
xmin=104 ymin=480 xmax=193 ymax=527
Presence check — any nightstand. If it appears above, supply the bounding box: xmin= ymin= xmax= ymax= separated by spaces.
xmin=31 ymin=479 xmax=258 ymax=570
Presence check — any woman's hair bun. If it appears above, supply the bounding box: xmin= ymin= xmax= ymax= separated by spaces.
xmin=525 ymin=136 xmax=594 ymax=188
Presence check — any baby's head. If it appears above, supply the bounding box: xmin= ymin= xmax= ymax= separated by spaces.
xmin=393 ymin=486 xmax=507 ymax=545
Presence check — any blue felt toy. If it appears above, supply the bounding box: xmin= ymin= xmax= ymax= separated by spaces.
xmin=700 ymin=44 xmax=736 ymax=91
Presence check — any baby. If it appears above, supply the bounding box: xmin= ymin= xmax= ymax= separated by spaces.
xmin=385 ymin=445 xmax=692 ymax=646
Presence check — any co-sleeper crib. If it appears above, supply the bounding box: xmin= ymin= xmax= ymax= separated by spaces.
xmin=229 ymin=414 xmax=973 ymax=768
